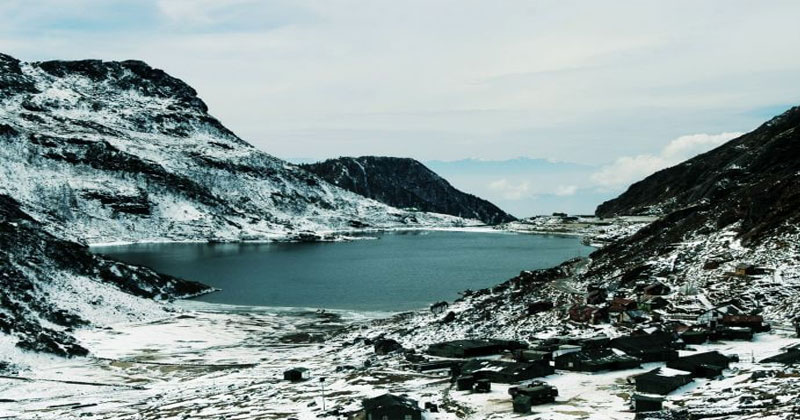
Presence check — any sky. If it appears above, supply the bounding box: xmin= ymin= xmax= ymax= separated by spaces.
xmin=2 ymin=1 xmax=800 ymax=215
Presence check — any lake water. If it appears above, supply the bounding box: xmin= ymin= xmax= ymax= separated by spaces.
xmin=92 ymin=231 xmax=593 ymax=311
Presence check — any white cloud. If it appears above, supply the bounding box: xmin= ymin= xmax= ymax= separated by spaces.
xmin=488 ymin=179 xmax=529 ymax=200
xmin=590 ymin=132 xmax=743 ymax=187
xmin=554 ymin=185 xmax=578 ymax=196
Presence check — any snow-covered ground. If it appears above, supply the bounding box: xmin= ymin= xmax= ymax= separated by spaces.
xmin=1 ymin=301 xmax=797 ymax=420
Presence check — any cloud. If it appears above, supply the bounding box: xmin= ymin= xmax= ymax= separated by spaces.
xmin=488 ymin=179 xmax=529 ymax=200
xmin=554 ymin=185 xmax=578 ymax=196
xmin=590 ymin=132 xmax=743 ymax=187
xmin=2 ymin=2 xmax=798 ymax=163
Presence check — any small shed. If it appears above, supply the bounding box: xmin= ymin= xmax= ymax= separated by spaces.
xmin=609 ymin=297 xmax=638 ymax=314
xmin=426 ymin=339 xmax=527 ymax=358
xmin=735 ymin=263 xmax=757 ymax=276
xmin=586 ymin=286 xmax=608 ymax=305
xmin=283 ymin=367 xmax=310 ymax=382
xmin=527 ymin=300 xmax=554 ymax=315
xmin=554 ymin=348 xmax=640 ymax=372
xmin=633 ymin=394 xmax=664 ymax=413
xmin=362 ymin=394 xmax=423 ymax=420
xmin=666 ymin=351 xmax=735 ymax=378
xmin=512 ymin=395 xmax=533 ymax=414
xmin=709 ymin=326 xmax=754 ymax=341
xmin=456 ymin=375 xmax=475 ymax=391
xmin=632 ymin=368 xmax=693 ymax=395
xmin=609 ymin=333 xmax=679 ymax=362
xmin=515 ymin=349 xmax=552 ymax=363
xmin=642 ymin=282 xmax=671 ymax=296
xmin=698 ymin=304 xmax=744 ymax=327
xmin=460 ymin=359 xmax=554 ymax=383
xmin=509 ymin=382 xmax=559 ymax=405
xmin=680 ymin=329 xmax=708 ymax=345
xmin=568 ymin=305 xmax=609 ymax=324
xmin=474 ymin=379 xmax=491 ymax=393
xmin=720 ymin=315 xmax=771 ymax=333
xmin=761 ymin=347 xmax=800 ymax=365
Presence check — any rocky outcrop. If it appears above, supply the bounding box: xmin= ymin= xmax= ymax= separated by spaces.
xmin=0 ymin=194 xmax=211 ymax=358
xmin=302 ymin=156 xmax=516 ymax=225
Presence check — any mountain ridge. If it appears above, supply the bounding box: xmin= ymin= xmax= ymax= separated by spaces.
xmin=0 ymin=53 xmax=474 ymax=246
xmin=301 ymin=156 xmax=516 ymax=225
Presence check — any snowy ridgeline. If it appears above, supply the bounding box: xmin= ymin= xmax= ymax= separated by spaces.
xmin=0 ymin=54 xmax=476 ymax=246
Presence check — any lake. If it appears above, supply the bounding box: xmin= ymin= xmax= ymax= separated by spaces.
xmin=92 ymin=230 xmax=594 ymax=311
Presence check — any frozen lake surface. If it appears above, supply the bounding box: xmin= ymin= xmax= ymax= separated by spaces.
xmin=93 ymin=230 xmax=593 ymax=311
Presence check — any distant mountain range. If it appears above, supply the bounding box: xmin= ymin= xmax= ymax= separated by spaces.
xmin=292 ymin=157 xmax=616 ymax=217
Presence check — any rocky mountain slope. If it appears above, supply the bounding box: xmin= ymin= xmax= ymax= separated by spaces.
xmin=301 ymin=156 xmax=516 ymax=225
xmin=585 ymin=107 xmax=800 ymax=321
xmin=0 ymin=53 xmax=471 ymax=245
xmin=0 ymin=193 xmax=211 ymax=363
xmin=596 ymin=106 xmax=800 ymax=244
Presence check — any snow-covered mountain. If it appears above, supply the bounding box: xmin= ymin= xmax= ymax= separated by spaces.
xmin=0 ymin=52 xmax=477 ymax=362
xmin=584 ymin=106 xmax=800 ymax=322
xmin=0 ymin=53 xmax=471 ymax=245
xmin=301 ymin=156 xmax=516 ymax=225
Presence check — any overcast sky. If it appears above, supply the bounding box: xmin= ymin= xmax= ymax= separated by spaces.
xmin=2 ymin=1 xmax=800 ymax=213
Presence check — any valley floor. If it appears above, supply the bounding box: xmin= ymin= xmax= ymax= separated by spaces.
xmin=1 ymin=301 xmax=798 ymax=420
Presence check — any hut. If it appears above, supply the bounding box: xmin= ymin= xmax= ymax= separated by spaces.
xmin=362 ymin=394 xmax=423 ymax=420
xmin=680 ymin=329 xmax=708 ymax=345
xmin=430 ymin=301 xmax=449 ymax=315
xmin=509 ymin=382 xmax=559 ymax=405
xmin=666 ymin=351 xmax=735 ymax=378
xmin=586 ymin=285 xmax=608 ymax=305
xmin=515 ymin=349 xmax=552 ymax=363
xmin=456 ymin=375 xmax=475 ymax=391
xmin=735 ymin=263 xmax=757 ymax=276
xmin=609 ymin=333 xmax=679 ymax=362
xmin=633 ymin=394 xmax=664 ymax=413
xmin=720 ymin=315 xmax=771 ymax=333
xmin=568 ymin=305 xmax=609 ymax=324
xmin=554 ymin=348 xmax=640 ymax=372
xmin=609 ymin=297 xmax=638 ymax=313
xmin=632 ymin=368 xmax=693 ymax=395
xmin=460 ymin=359 xmax=554 ymax=383
xmin=426 ymin=339 xmax=527 ymax=358
xmin=283 ymin=367 xmax=310 ymax=382
xmin=474 ymin=379 xmax=491 ymax=393
xmin=413 ymin=360 xmax=463 ymax=373
xmin=698 ymin=304 xmax=744 ymax=327
xmin=513 ymin=395 xmax=533 ymax=414
xmin=709 ymin=326 xmax=753 ymax=341
xmin=527 ymin=300 xmax=554 ymax=315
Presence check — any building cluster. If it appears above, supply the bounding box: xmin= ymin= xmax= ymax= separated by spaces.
xmin=279 ymin=262 xmax=800 ymax=418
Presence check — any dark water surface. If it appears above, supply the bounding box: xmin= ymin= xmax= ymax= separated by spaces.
xmin=92 ymin=231 xmax=593 ymax=311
